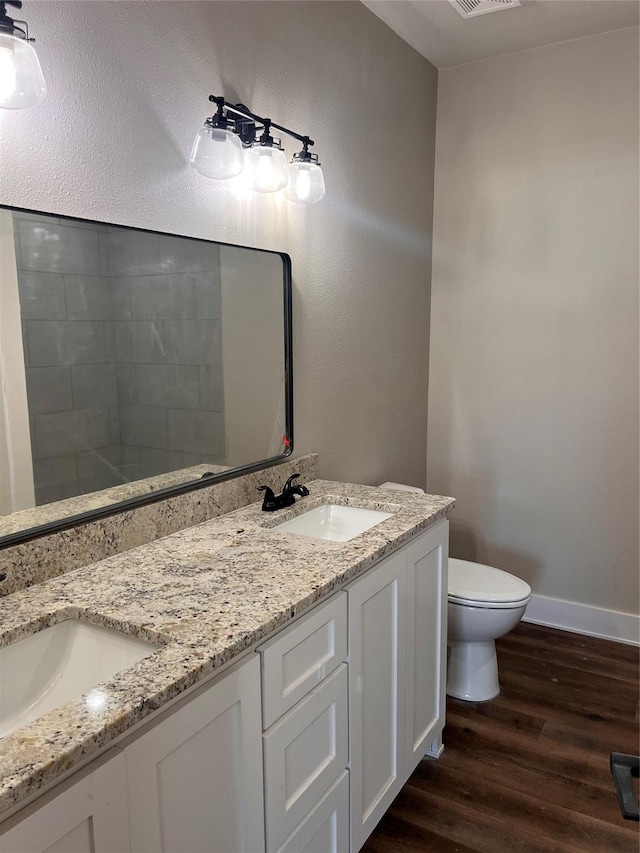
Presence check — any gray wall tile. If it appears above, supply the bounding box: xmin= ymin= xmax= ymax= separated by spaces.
xmin=108 ymin=404 xmax=121 ymax=445
xmin=65 ymin=275 xmax=112 ymax=320
xmin=158 ymin=234 xmax=219 ymax=274
xmin=116 ymin=363 xmax=137 ymax=403
xmin=71 ymin=363 xmax=118 ymax=408
xmin=104 ymin=321 xmax=117 ymax=361
xmin=136 ymin=364 xmax=200 ymax=409
xmin=98 ymin=232 xmax=111 ymax=277
xmin=17 ymin=220 xmax=101 ymax=274
xmin=115 ymin=321 xmax=165 ymax=363
xmin=27 ymin=321 xmax=106 ymax=367
xmin=112 ymin=277 xmax=133 ymax=319
xmin=168 ymin=409 xmax=224 ymax=456
xmin=12 ymin=211 xmax=61 ymax=225
xmin=163 ymin=320 xmax=220 ymax=365
xmin=77 ymin=446 xmax=124 ymax=494
xmin=199 ymin=365 xmax=223 ymax=411
xmin=107 ymin=229 xmax=160 ymax=276
xmin=120 ymin=444 xmax=139 ymax=481
xmin=120 ymin=404 xmax=167 ymax=449
xmin=18 ymin=271 xmax=66 ymax=320
xmin=33 ymin=454 xmax=78 ymax=505
xmin=136 ymin=446 xmax=170 ymax=478
xmin=33 ymin=407 xmax=111 ymax=458
xmin=26 ymin=366 xmax=73 ymax=414
xmin=194 ymin=273 xmax=221 ymax=320
xmin=130 ymin=274 xmax=196 ymax=320
xmin=165 ymin=450 xmax=204 ymax=471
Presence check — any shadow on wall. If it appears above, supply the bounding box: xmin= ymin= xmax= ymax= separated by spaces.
xmin=449 ymin=519 xmax=541 ymax=588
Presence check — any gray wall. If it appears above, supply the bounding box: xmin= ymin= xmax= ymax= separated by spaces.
xmin=428 ymin=28 xmax=639 ymax=615
xmin=0 ymin=1 xmax=438 ymax=492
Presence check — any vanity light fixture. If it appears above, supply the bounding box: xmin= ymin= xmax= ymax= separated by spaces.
xmin=190 ymin=96 xmax=325 ymax=204
xmin=0 ymin=0 xmax=46 ymax=110
xmin=286 ymin=142 xmax=325 ymax=205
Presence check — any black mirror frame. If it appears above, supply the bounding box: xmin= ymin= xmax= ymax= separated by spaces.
xmin=0 ymin=205 xmax=293 ymax=550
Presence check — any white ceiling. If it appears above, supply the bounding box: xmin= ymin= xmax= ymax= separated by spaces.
xmin=362 ymin=0 xmax=640 ymax=68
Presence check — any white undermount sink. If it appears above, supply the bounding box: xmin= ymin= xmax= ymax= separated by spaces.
xmin=0 ymin=619 xmax=161 ymax=738
xmin=272 ymin=503 xmax=393 ymax=542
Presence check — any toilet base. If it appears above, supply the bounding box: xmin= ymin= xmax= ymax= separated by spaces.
xmin=447 ymin=639 xmax=500 ymax=702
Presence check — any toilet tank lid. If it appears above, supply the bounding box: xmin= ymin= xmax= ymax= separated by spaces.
xmin=378 ymin=481 xmax=425 ymax=494
xmin=449 ymin=558 xmax=531 ymax=604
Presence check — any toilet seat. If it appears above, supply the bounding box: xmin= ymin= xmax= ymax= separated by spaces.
xmin=448 ymin=558 xmax=531 ymax=610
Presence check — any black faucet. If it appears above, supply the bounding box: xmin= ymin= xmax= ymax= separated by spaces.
xmin=258 ymin=473 xmax=310 ymax=512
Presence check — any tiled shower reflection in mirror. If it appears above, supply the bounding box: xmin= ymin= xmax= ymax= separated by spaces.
xmin=5 ymin=210 xmax=287 ymax=508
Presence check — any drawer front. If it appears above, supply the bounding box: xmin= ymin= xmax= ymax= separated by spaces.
xmin=259 ymin=592 xmax=347 ymax=728
xmin=263 ymin=664 xmax=348 ymax=852
xmin=276 ymin=771 xmax=349 ymax=853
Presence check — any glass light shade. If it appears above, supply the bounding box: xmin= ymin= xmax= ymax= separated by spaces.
xmin=285 ymin=161 xmax=326 ymax=204
xmin=0 ymin=33 xmax=46 ymax=110
xmin=244 ymin=145 xmax=288 ymax=193
xmin=189 ymin=125 xmax=244 ymax=179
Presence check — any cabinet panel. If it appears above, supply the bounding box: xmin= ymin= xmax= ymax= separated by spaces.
xmin=0 ymin=750 xmax=129 ymax=853
xmin=125 ymin=655 xmax=264 ymax=853
xmin=405 ymin=520 xmax=448 ymax=771
xmin=347 ymin=551 xmax=407 ymax=853
xmin=276 ymin=771 xmax=349 ymax=853
xmin=263 ymin=664 xmax=348 ymax=852
xmin=259 ymin=593 xmax=347 ymax=728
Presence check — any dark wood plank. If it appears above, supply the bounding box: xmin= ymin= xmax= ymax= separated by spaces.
xmin=504 ymin=623 xmax=640 ymax=667
xmin=363 ymin=623 xmax=640 ymax=853
xmin=499 ymin=628 xmax=640 ymax=683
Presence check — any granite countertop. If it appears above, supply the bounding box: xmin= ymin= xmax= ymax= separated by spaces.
xmin=0 ymin=480 xmax=454 ymax=819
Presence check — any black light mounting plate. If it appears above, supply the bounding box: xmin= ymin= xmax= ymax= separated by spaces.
xmin=233 ymin=104 xmax=257 ymax=147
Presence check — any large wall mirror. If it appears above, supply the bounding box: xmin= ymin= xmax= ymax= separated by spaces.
xmin=0 ymin=206 xmax=292 ymax=547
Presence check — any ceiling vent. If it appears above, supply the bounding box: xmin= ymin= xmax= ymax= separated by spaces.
xmin=449 ymin=0 xmax=521 ymax=19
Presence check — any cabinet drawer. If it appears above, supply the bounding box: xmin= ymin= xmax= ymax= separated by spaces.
xmin=259 ymin=592 xmax=347 ymax=728
xmin=263 ymin=664 xmax=348 ymax=852
xmin=276 ymin=771 xmax=349 ymax=853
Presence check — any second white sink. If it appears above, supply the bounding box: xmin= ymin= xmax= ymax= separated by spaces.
xmin=0 ymin=619 xmax=161 ymax=739
xmin=272 ymin=503 xmax=393 ymax=542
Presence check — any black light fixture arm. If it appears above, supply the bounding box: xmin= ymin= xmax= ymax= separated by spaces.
xmin=0 ymin=0 xmax=31 ymax=39
xmin=207 ymin=95 xmax=314 ymax=148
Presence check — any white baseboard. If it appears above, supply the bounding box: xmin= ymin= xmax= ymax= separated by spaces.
xmin=522 ymin=594 xmax=640 ymax=646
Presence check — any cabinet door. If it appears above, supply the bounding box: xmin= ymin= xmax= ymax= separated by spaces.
xmin=405 ymin=519 xmax=448 ymax=771
xmin=125 ymin=655 xmax=264 ymax=853
xmin=347 ymin=551 xmax=407 ymax=853
xmin=0 ymin=750 xmax=129 ymax=853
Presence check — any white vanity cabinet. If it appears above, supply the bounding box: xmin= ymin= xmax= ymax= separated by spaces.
xmin=123 ymin=655 xmax=265 ymax=853
xmin=348 ymin=519 xmax=448 ymax=852
xmin=0 ymin=516 xmax=449 ymax=853
xmin=0 ymin=750 xmax=130 ymax=853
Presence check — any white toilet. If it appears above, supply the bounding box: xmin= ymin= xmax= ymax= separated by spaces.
xmin=447 ymin=558 xmax=531 ymax=701
xmin=378 ymin=482 xmax=532 ymax=702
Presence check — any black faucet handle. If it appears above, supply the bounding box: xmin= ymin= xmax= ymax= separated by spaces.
xmin=283 ymin=473 xmax=301 ymax=491
xmin=257 ymin=485 xmax=277 ymax=511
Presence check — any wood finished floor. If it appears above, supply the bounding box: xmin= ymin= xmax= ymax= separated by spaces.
xmin=363 ymin=622 xmax=639 ymax=853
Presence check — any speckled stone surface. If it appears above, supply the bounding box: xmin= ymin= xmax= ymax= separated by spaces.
xmin=0 ymin=480 xmax=454 ymax=819
xmin=0 ymin=455 xmax=318 ymax=596
xmin=0 ymin=464 xmax=229 ymax=538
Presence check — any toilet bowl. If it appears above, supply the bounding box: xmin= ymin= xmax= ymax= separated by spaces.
xmin=447 ymin=559 xmax=531 ymax=702
xmin=376 ymin=484 xmax=531 ymax=702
